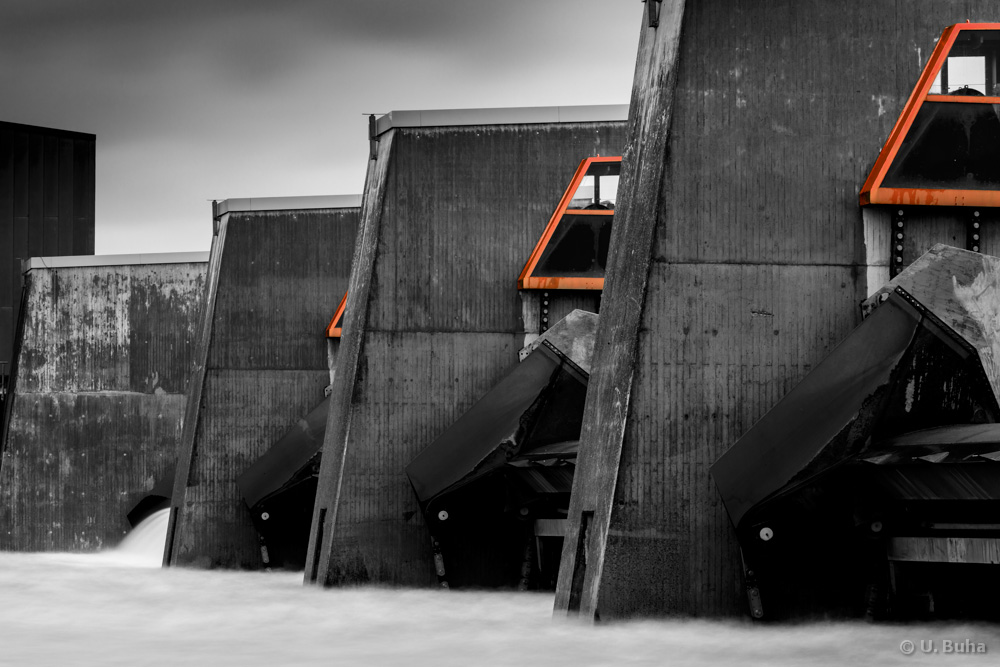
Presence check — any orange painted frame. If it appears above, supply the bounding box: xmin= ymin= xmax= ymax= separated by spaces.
xmin=517 ymin=155 xmax=622 ymax=290
xmin=325 ymin=291 xmax=347 ymax=338
xmin=860 ymin=22 xmax=1000 ymax=208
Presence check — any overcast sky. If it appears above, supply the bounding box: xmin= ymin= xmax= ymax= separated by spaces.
xmin=0 ymin=1 xmax=641 ymax=255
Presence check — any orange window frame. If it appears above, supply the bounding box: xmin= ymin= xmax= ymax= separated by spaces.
xmin=325 ymin=291 xmax=347 ymax=338
xmin=860 ymin=22 xmax=1000 ymax=208
xmin=517 ymin=156 xmax=622 ymax=290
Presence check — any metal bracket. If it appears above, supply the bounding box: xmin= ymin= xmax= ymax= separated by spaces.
xmin=540 ymin=291 xmax=550 ymax=333
xmin=740 ymin=548 xmax=764 ymax=619
xmin=967 ymin=209 xmax=982 ymax=253
xmin=368 ymin=114 xmax=378 ymax=160
xmin=212 ymin=200 xmax=220 ymax=237
xmin=430 ymin=534 xmax=450 ymax=588
xmin=644 ymin=0 xmax=662 ymax=28
xmin=891 ymin=208 xmax=906 ymax=277
xmin=258 ymin=533 xmax=272 ymax=572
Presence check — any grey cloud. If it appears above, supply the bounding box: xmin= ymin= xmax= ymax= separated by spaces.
xmin=1 ymin=0 xmax=641 ymax=255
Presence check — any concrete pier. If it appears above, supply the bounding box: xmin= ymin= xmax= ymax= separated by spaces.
xmin=555 ymin=1 xmax=1000 ymax=619
xmin=306 ymin=106 xmax=627 ymax=586
xmin=166 ymin=196 xmax=359 ymax=569
xmin=0 ymin=253 xmax=206 ymax=551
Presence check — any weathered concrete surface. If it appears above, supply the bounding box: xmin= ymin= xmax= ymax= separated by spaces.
xmin=167 ymin=206 xmax=357 ymax=569
xmin=0 ymin=260 xmax=204 ymax=551
xmin=307 ymin=117 xmax=627 ymax=587
xmin=557 ymin=0 xmax=1000 ymax=620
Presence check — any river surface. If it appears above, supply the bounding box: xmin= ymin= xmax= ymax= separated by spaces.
xmin=1 ymin=511 xmax=996 ymax=666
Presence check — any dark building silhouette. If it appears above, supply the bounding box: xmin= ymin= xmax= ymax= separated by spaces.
xmin=0 ymin=121 xmax=95 ymax=408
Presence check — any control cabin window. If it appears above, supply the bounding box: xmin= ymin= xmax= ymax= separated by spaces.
xmin=518 ymin=157 xmax=621 ymax=290
xmin=929 ymin=30 xmax=1000 ymax=95
xmin=860 ymin=24 xmax=1000 ymax=207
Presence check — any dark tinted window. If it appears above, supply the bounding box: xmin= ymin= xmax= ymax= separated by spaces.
xmin=534 ymin=213 xmax=613 ymax=277
xmin=882 ymin=101 xmax=1000 ymax=189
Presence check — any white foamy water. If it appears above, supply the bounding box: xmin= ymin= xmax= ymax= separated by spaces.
xmin=106 ymin=507 xmax=171 ymax=567
xmin=0 ymin=517 xmax=996 ymax=667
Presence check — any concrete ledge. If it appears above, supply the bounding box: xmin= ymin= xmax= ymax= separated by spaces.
xmin=216 ymin=195 xmax=363 ymax=216
xmin=374 ymin=104 xmax=629 ymax=136
xmin=22 ymin=252 xmax=210 ymax=272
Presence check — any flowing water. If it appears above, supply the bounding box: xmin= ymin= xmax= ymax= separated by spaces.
xmin=0 ymin=510 xmax=996 ymax=666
